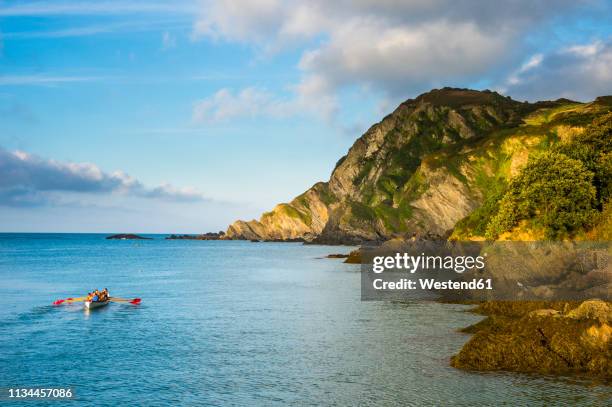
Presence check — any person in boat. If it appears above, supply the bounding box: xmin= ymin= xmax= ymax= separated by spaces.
xmin=86 ymin=292 xmax=93 ymax=301
xmin=100 ymin=288 xmax=109 ymax=301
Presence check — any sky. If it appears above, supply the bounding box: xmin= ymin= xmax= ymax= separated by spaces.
xmin=0 ymin=0 xmax=611 ymax=233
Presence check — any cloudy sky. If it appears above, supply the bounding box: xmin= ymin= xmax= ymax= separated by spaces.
xmin=0 ymin=0 xmax=611 ymax=232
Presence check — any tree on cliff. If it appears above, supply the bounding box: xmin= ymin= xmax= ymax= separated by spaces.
xmin=554 ymin=112 xmax=612 ymax=207
xmin=486 ymin=152 xmax=597 ymax=239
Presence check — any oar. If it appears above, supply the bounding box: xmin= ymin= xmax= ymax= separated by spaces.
xmin=109 ymin=297 xmax=141 ymax=305
xmin=52 ymin=296 xmax=86 ymax=305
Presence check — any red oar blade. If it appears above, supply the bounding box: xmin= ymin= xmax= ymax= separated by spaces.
xmin=108 ymin=296 xmax=141 ymax=304
xmin=53 ymin=296 xmax=84 ymax=305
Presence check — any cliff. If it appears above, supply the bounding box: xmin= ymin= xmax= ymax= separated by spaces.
xmin=226 ymin=88 xmax=612 ymax=243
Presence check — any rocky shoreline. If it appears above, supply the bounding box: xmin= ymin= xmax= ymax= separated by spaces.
xmin=324 ymin=242 xmax=611 ymax=379
xmin=451 ymin=300 xmax=611 ymax=379
xmin=165 ymin=232 xmax=225 ymax=240
xmin=218 ymin=88 xmax=611 ymax=379
xmin=105 ymin=232 xmax=227 ymax=240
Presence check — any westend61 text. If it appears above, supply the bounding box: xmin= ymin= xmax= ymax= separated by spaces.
xmin=372 ymin=278 xmax=493 ymax=291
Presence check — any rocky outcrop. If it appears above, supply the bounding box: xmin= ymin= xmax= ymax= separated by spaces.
xmin=451 ymin=300 xmax=612 ymax=377
xmin=409 ymin=164 xmax=480 ymax=236
xmin=165 ymin=232 xmax=225 ymax=240
xmin=226 ymin=182 xmax=331 ymax=241
xmin=225 ymin=88 xmax=610 ymax=243
xmin=106 ymin=234 xmax=151 ymax=240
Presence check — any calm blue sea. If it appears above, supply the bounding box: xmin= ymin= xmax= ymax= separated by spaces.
xmin=0 ymin=234 xmax=608 ymax=406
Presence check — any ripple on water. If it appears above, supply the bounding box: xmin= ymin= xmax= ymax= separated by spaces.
xmin=0 ymin=236 xmax=609 ymax=406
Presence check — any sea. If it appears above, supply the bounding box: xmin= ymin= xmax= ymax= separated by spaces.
xmin=0 ymin=234 xmax=608 ymax=406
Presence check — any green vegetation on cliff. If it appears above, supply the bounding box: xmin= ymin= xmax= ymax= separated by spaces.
xmin=479 ymin=113 xmax=612 ymax=240
xmin=486 ymin=152 xmax=597 ymax=239
xmin=226 ymin=88 xmax=612 ymax=243
xmin=223 ymin=88 xmax=612 ymax=381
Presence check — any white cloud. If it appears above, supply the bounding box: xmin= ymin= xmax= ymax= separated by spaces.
xmin=192 ymin=84 xmax=338 ymax=123
xmin=143 ymin=184 xmax=204 ymax=201
xmin=519 ymin=54 xmax=544 ymax=72
xmin=0 ymin=1 xmax=196 ymax=16
xmin=161 ymin=31 xmax=177 ymax=49
xmin=192 ymin=87 xmax=288 ymax=122
xmin=503 ymin=39 xmax=612 ymax=101
xmin=298 ymin=19 xmax=510 ymax=96
xmin=0 ymin=75 xmax=101 ymax=86
xmin=0 ymin=147 xmax=208 ymax=206
xmin=292 ymin=75 xmax=338 ymax=121
xmin=4 ymin=19 xmax=189 ymax=39
xmin=190 ymin=0 xmax=596 ymax=121
xmin=193 ymin=0 xmax=293 ymax=43
xmin=505 ymin=54 xmax=543 ymax=86
xmin=564 ymin=40 xmax=604 ymax=57
xmin=192 ymin=0 xmax=582 ymax=47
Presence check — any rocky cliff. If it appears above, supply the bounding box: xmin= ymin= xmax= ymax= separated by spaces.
xmin=226 ymin=88 xmax=612 ymax=243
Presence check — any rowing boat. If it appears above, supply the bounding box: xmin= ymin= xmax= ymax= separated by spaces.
xmin=84 ymin=300 xmax=110 ymax=310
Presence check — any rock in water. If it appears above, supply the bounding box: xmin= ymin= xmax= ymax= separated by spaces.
xmin=451 ymin=300 xmax=612 ymax=377
xmin=106 ymin=234 xmax=152 ymax=240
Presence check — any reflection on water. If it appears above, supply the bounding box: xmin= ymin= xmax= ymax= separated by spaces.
xmin=0 ymin=234 xmax=609 ymax=406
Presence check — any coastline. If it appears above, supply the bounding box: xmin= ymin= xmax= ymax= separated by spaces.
xmin=324 ymin=246 xmax=611 ymax=380
xmin=23 ymin=232 xmax=611 ymax=381
xmin=451 ymin=300 xmax=611 ymax=379
xmin=2 ymin=233 xmax=609 ymax=404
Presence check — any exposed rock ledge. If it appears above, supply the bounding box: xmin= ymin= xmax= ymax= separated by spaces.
xmin=451 ymin=300 xmax=611 ymax=378
xmin=165 ymin=232 xmax=225 ymax=240
xmin=106 ymin=234 xmax=151 ymax=240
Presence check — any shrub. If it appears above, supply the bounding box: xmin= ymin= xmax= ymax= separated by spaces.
xmin=453 ymin=184 xmax=506 ymax=238
xmin=486 ymin=152 xmax=597 ymax=239
xmin=555 ymin=112 xmax=612 ymax=206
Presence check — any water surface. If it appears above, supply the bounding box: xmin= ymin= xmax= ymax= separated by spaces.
xmin=0 ymin=234 xmax=608 ymax=406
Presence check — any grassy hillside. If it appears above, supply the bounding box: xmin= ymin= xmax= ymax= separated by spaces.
xmin=452 ymin=105 xmax=611 ymax=240
xmin=226 ymin=89 xmax=612 ymax=243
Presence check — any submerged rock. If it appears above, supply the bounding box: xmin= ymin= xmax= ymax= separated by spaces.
xmin=343 ymin=249 xmax=362 ymax=264
xmin=326 ymin=253 xmax=349 ymax=259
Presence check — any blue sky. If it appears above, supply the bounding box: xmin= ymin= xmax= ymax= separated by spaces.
xmin=0 ymin=0 xmax=611 ymax=233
